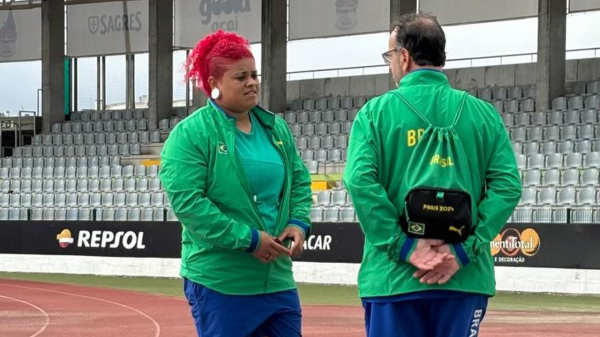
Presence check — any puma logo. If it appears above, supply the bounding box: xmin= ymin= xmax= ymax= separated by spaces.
xmin=449 ymin=226 xmax=465 ymax=236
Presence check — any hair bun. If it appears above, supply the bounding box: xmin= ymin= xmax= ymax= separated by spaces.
xmin=186 ymin=30 xmax=252 ymax=97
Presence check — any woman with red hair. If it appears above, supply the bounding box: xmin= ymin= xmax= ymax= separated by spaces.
xmin=159 ymin=30 xmax=312 ymax=337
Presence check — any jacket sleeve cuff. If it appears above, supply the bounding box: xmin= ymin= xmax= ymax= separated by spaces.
xmin=245 ymin=228 xmax=260 ymax=253
xmin=399 ymin=237 xmax=416 ymax=262
xmin=287 ymin=219 xmax=310 ymax=238
xmin=452 ymin=243 xmax=470 ymax=267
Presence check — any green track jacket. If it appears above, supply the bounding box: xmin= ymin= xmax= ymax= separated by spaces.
xmin=160 ymin=102 xmax=312 ymax=295
xmin=343 ymin=70 xmax=522 ymax=298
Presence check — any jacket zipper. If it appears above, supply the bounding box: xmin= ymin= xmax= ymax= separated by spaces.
xmin=225 ymin=121 xmax=266 ymax=231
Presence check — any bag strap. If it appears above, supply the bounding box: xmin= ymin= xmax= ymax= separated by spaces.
xmin=392 ymin=91 xmax=468 ymax=128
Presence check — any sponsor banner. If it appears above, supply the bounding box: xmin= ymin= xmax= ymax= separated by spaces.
xmin=419 ymin=0 xmax=537 ymax=26
xmin=67 ymin=0 xmax=148 ymax=57
xmin=174 ymin=0 xmax=261 ymax=47
xmin=2 ymin=221 xmax=600 ymax=269
xmin=296 ymin=222 xmax=364 ymax=263
xmin=0 ymin=221 xmax=180 ymax=258
xmin=0 ymin=8 xmax=41 ymax=62
xmin=569 ymin=0 xmax=600 ymax=13
xmin=289 ymin=0 xmax=389 ymax=41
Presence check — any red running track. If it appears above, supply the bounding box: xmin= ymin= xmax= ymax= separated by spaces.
xmin=1 ymin=279 xmax=599 ymax=336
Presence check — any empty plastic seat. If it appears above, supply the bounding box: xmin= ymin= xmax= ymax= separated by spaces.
xmin=12 ymin=147 xmax=23 ymax=158
xmin=578 ymin=187 xmax=596 ymax=205
xmin=538 ymin=187 xmax=557 ymax=205
xmin=584 ymin=95 xmax=599 ymax=109
xmin=98 ymin=208 xmax=115 ymax=221
xmin=323 ymin=206 xmax=340 ymax=222
xmin=119 ymin=165 xmax=132 ymax=178
xmin=20 ymin=167 xmax=32 ymax=179
xmin=533 ymin=207 xmax=553 ymax=223
xmin=511 ymin=127 xmax=526 ymax=142
xmin=284 ymin=113 xmax=296 ymax=124
xmin=76 ymin=166 xmax=87 ymax=178
xmin=527 ymin=127 xmax=543 ymax=141
xmin=309 ymin=111 xmax=322 ymax=123
xmin=584 ymin=152 xmax=600 ymax=168
xmin=552 ymin=97 xmax=567 ymax=110
xmin=119 ymin=144 xmax=130 ymax=155
xmin=149 ymin=178 xmax=161 ymax=191
xmin=560 ymin=125 xmax=577 ymax=140
xmin=137 ymin=178 xmax=149 ymax=191
xmin=475 ymin=87 xmax=491 ymax=101
xmin=519 ymin=142 xmax=536 ymax=155
xmin=300 ymin=150 xmax=314 ymax=162
xmin=581 ymin=168 xmax=599 ymax=186
xmin=547 ymin=111 xmax=563 ymax=125
xmin=557 ymin=141 xmax=573 ymax=154
xmin=541 ymin=169 xmax=560 ymax=187
xmin=544 ymin=153 xmax=562 ymax=169
xmin=572 ymin=208 xmax=593 ymax=223
xmin=557 ymin=187 xmax=576 ymax=206
xmin=137 ymin=131 xmax=150 ymax=144
xmin=339 ymin=207 xmax=356 ymax=222
xmin=331 ymin=190 xmax=348 ymax=206
xmin=564 ymin=153 xmax=582 ymax=168
xmin=126 ymin=192 xmax=138 ymax=207
xmin=575 ymin=140 xmax=591 ymax=154
xmin=150 ymin=192 xmax=164 ymax=206
xmin=310 ymin=207 xmax=324 ymax=222
xmin=579 ymin=124 xmax=595 ymax=140
xmin=101 ymin=193 xmax=114 ymax=206
xmin=103 ymin=121 xmax=115 ymax=132
xmin=130 ymin=143 xmax=141 ymax=155
xmin=76 ymin=179 xmax=88 ymax=192
xmin=567 ymin=96 xmax=583 ymax=110
xmin=342 ymin=121 xmax=353 ymax=134
xmin=492 ymin=101 xmax=503 ymax=114
xmin=124 ymin=178 xmax=136 ymax=191
xmin=54 ymin=179 xmax=66 ymax=192
xmin=32 ymin=146 xmax=43 ymax=157
xmin=113 ymin=178 xmax=124 ymax=191
xmin=515 ymin=154 xmax=527 ymax=170
xmin=561 ymin=169 xmax=579 ymax=186
xmin=328 ymin=149 xmax=342 ymax=162
xmin=42 ymin=179 xmax=53 ymax=192
xmin=146 ymin=165 xmax=159 ymax=177
xmin=308 ymin=136 xmax=321 ymax=150
xmin=519 ymin=187 xmax=537 ymax=206
xmin=126 ymin=120 xmax=136 ymax=131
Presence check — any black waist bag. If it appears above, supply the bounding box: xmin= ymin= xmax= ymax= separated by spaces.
xmin=399 ymin=188 xmax=472 ymax=243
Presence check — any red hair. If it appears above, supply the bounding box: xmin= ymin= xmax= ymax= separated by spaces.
xmin=185 ymin=30 xmax=254 ymax=97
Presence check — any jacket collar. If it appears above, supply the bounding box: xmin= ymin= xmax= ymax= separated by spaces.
xmin=398 ymin=68 xmax=449 ymax=88
xmin=208 ymin=99 xmax=276 ymax=129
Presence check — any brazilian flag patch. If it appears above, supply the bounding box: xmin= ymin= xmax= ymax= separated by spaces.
xmin=408 ymin=222 xmax=425 ymax=235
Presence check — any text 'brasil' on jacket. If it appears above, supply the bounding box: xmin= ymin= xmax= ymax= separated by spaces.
xmin=343 ymin=70 xmax=522 ymax=298
xmin=160 ymin=101 xmax=312 ymax=296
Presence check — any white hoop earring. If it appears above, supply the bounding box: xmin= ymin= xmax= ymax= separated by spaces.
xmin=211 ymin=88 xmax=221 ymax=100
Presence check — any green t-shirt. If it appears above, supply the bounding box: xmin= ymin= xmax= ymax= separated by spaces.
xmin=236 ymin=112 xmax=284 ymax=235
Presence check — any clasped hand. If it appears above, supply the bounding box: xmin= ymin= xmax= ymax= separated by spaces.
xmin=408 ymin=239 xmax=460 ymax=285
xmin=253 ymin=227 xmax=305 ymax=264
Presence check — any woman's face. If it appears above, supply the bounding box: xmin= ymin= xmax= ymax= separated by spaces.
xmin=212 ymin=57 xmax=260 ymax=114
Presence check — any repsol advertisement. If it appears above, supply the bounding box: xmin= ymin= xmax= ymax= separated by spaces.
xmin=0 ymin=222 xmax=180 ymax=258
xmin=1 ymin=222 xmax=600 ymax=269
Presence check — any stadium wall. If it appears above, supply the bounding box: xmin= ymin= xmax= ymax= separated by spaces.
xmin=2 ymin=221 xmax=600 ymax=295
xmin=1 ymin=255 xmax=600 ymax=295
xmin=286 ymin=58 xmax=600 ymax=100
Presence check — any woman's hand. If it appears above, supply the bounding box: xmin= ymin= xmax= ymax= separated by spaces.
xmin=278 ymin=226 xmax=306 ymax=258
xmin=253 ymin=231 xmax=291 ymax=263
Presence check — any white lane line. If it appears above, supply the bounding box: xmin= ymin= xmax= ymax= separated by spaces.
xmin=0 ymin=283 xmax=160 ymax=337
xmin=0 ymin=294 xmax=50 ymax=337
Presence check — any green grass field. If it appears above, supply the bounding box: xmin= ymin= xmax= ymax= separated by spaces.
xmin=1 ymin=272 xmax=599 ymax=313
